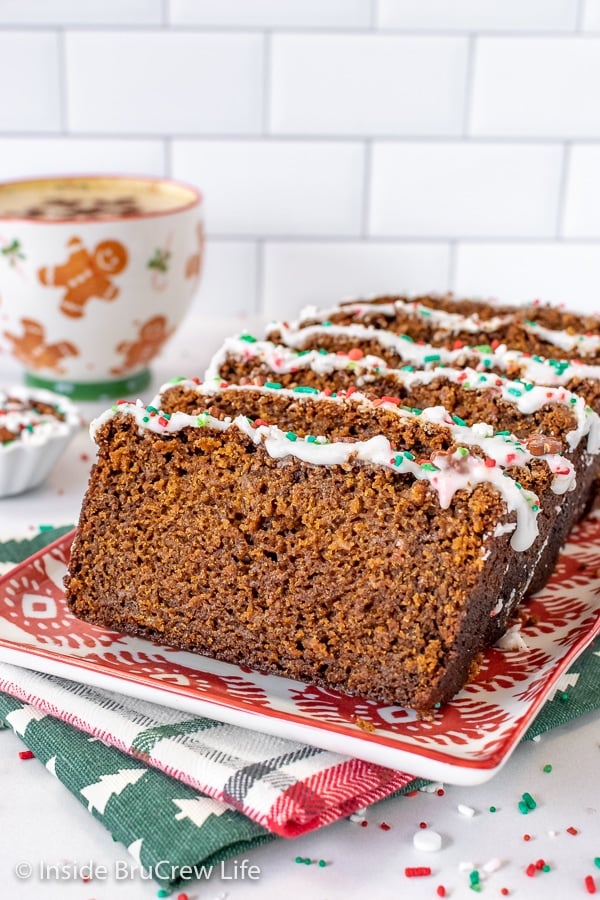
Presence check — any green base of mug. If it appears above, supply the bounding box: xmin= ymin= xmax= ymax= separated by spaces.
xmin=24 ymin=369 xmax=151 ymax=402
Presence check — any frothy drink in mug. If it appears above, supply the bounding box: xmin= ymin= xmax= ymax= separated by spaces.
xmin=0 ymin=177 xmax=195 ymax=220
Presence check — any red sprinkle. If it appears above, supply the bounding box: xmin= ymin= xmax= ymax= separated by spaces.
xmin=360 ymin=820 xmax=368 ymax=828
xmin=535 ymin=859 xmax=545 ymax=869
xmin=18 ymin=750 xmax=35 ymax=760
xmin=379 ymin=822 xmax=391 ymax=831
xmin=485 ymin=458 xmax=496 ymax=468
xmin=453 ymin=340 xmax=464 ymax=350
xmin=347 ymin=347 xmax=364 ymax=361
xmin=437 ymin=789 xmax=445 ymax=797
xmin=177 ymin=894 xmax=189 ymax=900
xmin=253 ymin=418 xmax=269 ymax=428
xmin=585 ymin=875 xmax=597 ymax=894
xmin=523 ymin=834 xmax=531 ymax=842
xmin=157 ymin=416 xmax=169 ymax=427
xmin=567 ymin=826 xmax=579 ymax=836
xmin=405 ymin=867 xmax=431 ymax=877
xmin=419 ymin=821 xmax=428 ymax=829
xmin=436 ymin=886 xmax=446 ymax=897
xmin=501 ymin=890 xmax=510 ymax=897
xmin=526 ymin=863 xmax=536 ymax=877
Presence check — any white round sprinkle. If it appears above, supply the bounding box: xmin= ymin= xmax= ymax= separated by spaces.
xmin=459 ymin=861 xmax=475 ymax=872
xmin=412 ymin=829 xmax=443 ymax=852
xmin=457 ymin=803 xmax=476 ymax=817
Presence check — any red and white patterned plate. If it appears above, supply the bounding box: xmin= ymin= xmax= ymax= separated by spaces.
xmin=0 ymin=516 xmax=598 ymax=785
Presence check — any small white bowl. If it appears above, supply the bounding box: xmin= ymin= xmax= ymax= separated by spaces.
xmin=0 ymin=386 xmax=80 ymax=497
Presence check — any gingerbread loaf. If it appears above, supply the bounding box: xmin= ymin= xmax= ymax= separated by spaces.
xmin=65 ymin=377 xmax=599 ymax=711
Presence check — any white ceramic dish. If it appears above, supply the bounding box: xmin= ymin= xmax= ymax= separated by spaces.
xmin=0 ymin=386 xmax=80 ymax=497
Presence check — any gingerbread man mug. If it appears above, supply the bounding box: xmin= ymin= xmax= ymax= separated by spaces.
xmin=0 ymin=175 xmax=203 ymax=400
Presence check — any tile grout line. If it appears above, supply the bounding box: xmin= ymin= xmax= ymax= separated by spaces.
xmin=262 ymin=30 xmax=271 ymax=135
xmin=447 ymin=240 xmax=458 ymax=291
xmin=57 ymin=28 xmax=68 ymax=134
xmin=361 ymin=140 xmax=372 ymax=238
xmin=554 ymin=142 xmax=571 ymax=240
xmin=461 ymin=34 xmax=476 ymax=137
xmin=255 ymin=240 xmax=265 ymax=316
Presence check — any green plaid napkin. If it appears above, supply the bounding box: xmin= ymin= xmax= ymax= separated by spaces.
xmin=0 ymin=527 xmax=598 ymax=892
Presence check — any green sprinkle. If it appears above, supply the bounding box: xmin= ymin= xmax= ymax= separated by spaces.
xmin=542 ymin=864 xmax=551 ymax=872
xmin=111 ymin=405 xmax=118 ymax=413
xmin=142 ymin=416 xmax=150 ymax=423
xmin=293 ymin=385 xmax=319 ymax=394
xmin=306 ymin=435 xmax=316 ymax=443
xmin=401 ymin=365 xmax=415 ymax=372
xmin=452 ymin=414 xmax=467 ymax=427
xmin=400 ymin=333 xmax=414 ymax=342
xmin=421 ymin=463 xmax=438 ymax=472
xmin=264 ymin=381 xmax=282 ymax=390
xmin=196 ymin=414 xmax=209 ymax=427
xmin=157 ymin=891 xmax=170 ymax=899
xmin=594 ymin=858 xmax=600 ymax=869
xmin=319 ymin=348 xmax=328 ymax=355
xmin=240 ymin=333 xmax=257 ymax=342
xmin=404 ymin=451 xmax=415 ymax=460
xmin=286 ymin=431 xmax=297 ymax=442
xmin=543 ymin=764 xmax=552 ymax=773
xmin=469 ymin=871 xmax=480 ymax=886
xmin=318 ymin=860 xmax=327 ymax=868
xmin=507 ymin=387 xmax=523 ymax=397
xmin=304 ymin=857 xmax=312 ymax=865
xmin=147 ymin=405 xmax=157 ymax=414
xmin=322 ymin=320 xmax=332 ymax=326
xmin=531 ymin=504 xmax=540 ymax=512
xmin=569 ymin=396 xmax=577 ymax=404
xmin=524 ymin=382 xmax=535 ymax=391
xmin=168 ymin=376 xmax=186 ymax=383
xmin=423 ymin=354 xmax=441 ymax=363
xmin=411 ymin=407 xmax=422 ymax=416
xmin=38 ymin=525 xmax=55 ymax=532
xmin=295 ymin=856 xmax=303 ymax=864
xmin=457 ymin=447 xmax=469 ymax=457
xmin=518 ymin=800 xmax=529 ymax=814
xmin=523 ymin=792 xmax=537 ymax=810
xmin=489 ymin=806 xmax=497 ymax=813
xmin=515 ymin=482 xmax=523 ymax=490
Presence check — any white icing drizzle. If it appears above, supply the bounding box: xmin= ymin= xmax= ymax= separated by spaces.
xmin=0 ymin=386 xmax=80 ymax=450
xmin=91 ymin=399 xmax=541 ymax=552
xmin=297 ymin=298 xmax=516 ymax=337
xmin=522 ymin=321 xmax=600 ymax=356
xmin=286 ymin=296 xmax=600 ymax=358
xmin=206 ymin=337 xmax=600 ymax=456
xmin=157 ymin=377 xmax=577 ymax=495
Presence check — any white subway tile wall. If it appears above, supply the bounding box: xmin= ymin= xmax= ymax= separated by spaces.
xmin=0 ymin=2 xmax=598 ymax=318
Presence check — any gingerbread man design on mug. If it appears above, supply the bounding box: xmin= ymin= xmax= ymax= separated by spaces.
xmin=38 ymin=236 xmax=128 ymax=318
xmin=111 ymin=315 xmax=174 ymax=376
xmin=3 ymin=318 xmax=79 ymax=374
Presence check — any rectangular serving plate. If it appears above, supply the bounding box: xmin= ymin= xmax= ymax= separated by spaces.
xmin=0 ymin=514 xmax=598 ymax=786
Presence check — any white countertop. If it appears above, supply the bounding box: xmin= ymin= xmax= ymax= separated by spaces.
xmin=0 ymin=318 xmax=598 ymax=900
